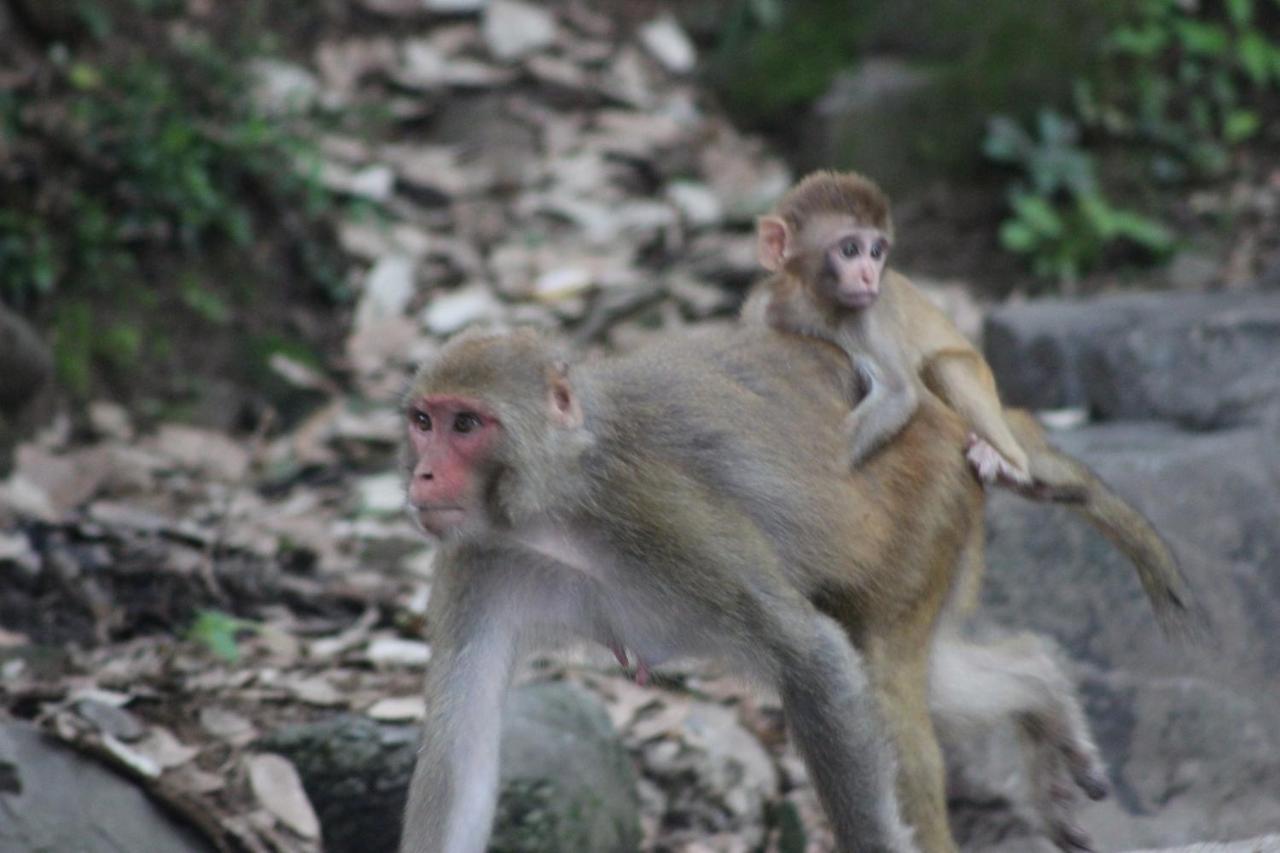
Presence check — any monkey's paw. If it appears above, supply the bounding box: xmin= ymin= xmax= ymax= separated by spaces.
xmin=965 ymin=434 xmax=1032 ymax=488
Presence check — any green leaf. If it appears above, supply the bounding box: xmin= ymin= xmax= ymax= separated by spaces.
xmin=982 ymin=116 xmax=1031 ymax=163
xmin=747 ymin=0 xmax=783 ymax=29
xmin=1106 ymin=24 xmax=1168 ymax=57
xmin=68 ymin=63 xmax=102 ymax=90
xmin=1011 ymin=193 xmax=1065 ymax=238
xmin=1238 ymin=32 xmax=1273 ymax=85
xmin=1173 ymin=20 xmax=1229 ymax=56
xmin=180 ymin=279 xmax=232 ymax=324
xmin=1110 ymin=211 xmax=1175 ymax=252
xmin=999 ymin=221 xmax=1039 ymax=253
xmin=74 ymin=0 xmax=113 ymax=40
xmin=1226 ymin=0 xmax=1253 ymax=26
xmin=187 ymin=610 xmax=255 ymax=662
xmin=1224 ymin=109 xmax=1260 ymax=143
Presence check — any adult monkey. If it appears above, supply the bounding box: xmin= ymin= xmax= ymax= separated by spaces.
xmin=398 ymin=323 xmax=1187 ymax=851
xmin=399 ymin=325 xmax=980 ymax=853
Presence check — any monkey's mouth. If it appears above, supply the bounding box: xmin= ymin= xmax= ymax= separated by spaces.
xmin=413 ymin=505 xmax=467 ymax=535
xmin=837 ymin=290 xmax=877 ymax=309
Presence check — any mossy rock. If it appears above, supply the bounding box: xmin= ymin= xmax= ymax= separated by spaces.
xmin=264 ymin=682 xmax=639 ymax=853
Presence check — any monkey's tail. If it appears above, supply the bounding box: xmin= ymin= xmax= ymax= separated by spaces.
xmin=1002 ymin=409 xmax=1209 ymax=641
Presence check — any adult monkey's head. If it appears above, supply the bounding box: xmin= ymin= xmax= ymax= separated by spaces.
xmin=402 ymin=328 xmax=586 ymax=538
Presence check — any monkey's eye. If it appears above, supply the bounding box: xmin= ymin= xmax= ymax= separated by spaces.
xmin=453 ymin=412 xmax=482 ymax=434
xmin=411 ymin=409 xmax=432 ymax=431
xmin=840 ymin=239 xmax=859 ymax=258
xmin=870 ymin=241 xmax=886 ymax=260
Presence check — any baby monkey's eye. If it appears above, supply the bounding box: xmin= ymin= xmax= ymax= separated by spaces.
xmin=840 ymin=240 xmax=860 ymax=258
xmin=870 ymin=241 xmax=886 ymax=260
xmin=453 ymin=412 xmax=482 ymax=434
xmin=411 ymin=410 xmax=432 ymax=431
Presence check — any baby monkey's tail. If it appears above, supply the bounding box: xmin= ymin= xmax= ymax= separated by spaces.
xmin=1002 ymin=408 xmax=1208 ymax=641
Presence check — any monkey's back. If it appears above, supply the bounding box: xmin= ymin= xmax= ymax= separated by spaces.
xmin=582 ymin=326 xmax=981 ymax=636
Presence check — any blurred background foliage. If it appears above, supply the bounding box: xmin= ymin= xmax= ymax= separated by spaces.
xmin=703 ymin=0 xmax=1280 ymax=286
xmin=1 ymin=0 xmax=1278 ymax=417
xmin=0 ymin=0 xmax=348 ymax=423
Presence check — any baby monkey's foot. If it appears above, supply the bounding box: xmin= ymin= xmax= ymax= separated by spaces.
xmin=966 ymin=434 xmax=1032 ymax=487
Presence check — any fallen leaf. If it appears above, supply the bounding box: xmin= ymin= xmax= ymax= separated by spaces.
xmin=134 ymin=726 xmax=200 ymax=770
xmin=248 ymin=753 xmax=321 ymax=840
xmin=367 ymin=696 xmax=426 ymax=721
xmin=103 ymin=733 xmax=162 ymax=779
xmin=367 ymin=636 xmax=432 ymax=667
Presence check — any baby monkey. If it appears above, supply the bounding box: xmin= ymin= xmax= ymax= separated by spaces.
xmin=757 ymin=170 xmax=1030 ymax=485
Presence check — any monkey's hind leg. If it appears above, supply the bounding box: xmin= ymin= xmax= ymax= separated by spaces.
xmin=929 ymin=631 xmax=1108 ymax=852
xmin=869 ymin=628 xmax=959 ymax=853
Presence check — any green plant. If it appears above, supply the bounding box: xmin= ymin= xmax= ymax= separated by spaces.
xmin=1076 ymin=0 xmax=1280 ymax=179
xmin=0 ymin=1 xmax=344 ymax=399
xmin=187 ymin=609 xmax=260 ymax=662
xmin=707 ymin=0 xmax=869 ymax=126
xmin=985 ymin=111 xmax=1174 ymax=282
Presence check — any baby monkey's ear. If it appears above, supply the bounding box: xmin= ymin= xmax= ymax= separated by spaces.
xmin=756 ymin=215 xmax=791 ymax=272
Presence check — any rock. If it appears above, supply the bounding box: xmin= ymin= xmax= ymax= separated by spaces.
xmin=984 ymin=289 xmax=1280 ymax=428
xmin=802 ymin=58 xmax=938 ymax=194
xmin=426 ymin=0 xmax=487 ymax=12
xmin=260 ymin=716 xmax=416 ymax=853
xmin=263 ymin=683 xmax=638 ymax=853
xmin=0 ymin=305 xmax=51 ymax=415
xmin=0 ymin=722 xmax=210 ymax=852
xmin=482 ymin=0 xmax=556 ymax=62
xmin=973 ymin=420 xmax=1280 ymax=850
xmin=638 ymin=16 xmax=697 ymax=75
xmin=1165 ymin=249 xmax=1221 ymax=291
xmin=490 ymin=683 xmax=641 ymax=853
xmin=1128 ymin=836 xmax=1280 ymax=852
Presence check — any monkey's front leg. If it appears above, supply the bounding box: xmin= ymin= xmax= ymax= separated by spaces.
xmin=400 ymin=541 xmax=611 ymax=853
xmin=402 ymin=591 xmax=515 ymax=852
xmin=924 ymin=352 xmax=1031 ymax=485
xmin=843 ymin=352 xmax=919 ymax=467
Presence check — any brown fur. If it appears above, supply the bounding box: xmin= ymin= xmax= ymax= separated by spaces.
xmin=777 ymin=170 xmax=895 ymax=242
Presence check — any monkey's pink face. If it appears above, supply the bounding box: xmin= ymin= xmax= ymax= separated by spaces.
xmin=822 ymin=226 xmax=890 ymax=310
xmin=405 ymin=394 xmax=501 ymax=536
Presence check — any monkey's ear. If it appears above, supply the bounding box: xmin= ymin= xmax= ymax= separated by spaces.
xmin=756 ymin=216 xmax=790 ymax=272
xmin=546 ymin=362 xmax=584 ymax=429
